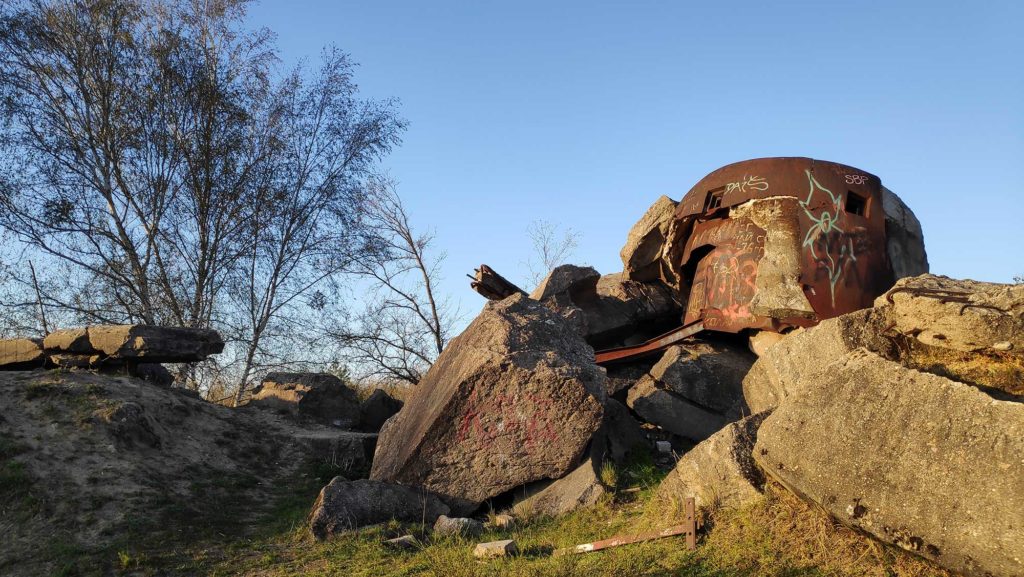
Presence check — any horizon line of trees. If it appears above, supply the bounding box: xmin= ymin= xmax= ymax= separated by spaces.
xmin=0 ymin=0 xmax=458 ymax=402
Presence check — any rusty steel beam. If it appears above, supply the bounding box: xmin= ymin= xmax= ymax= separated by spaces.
xmin=554 ymin=497 xmax=697 ymax=555
xmin=594 ymin=322 xmax=704 ymax=365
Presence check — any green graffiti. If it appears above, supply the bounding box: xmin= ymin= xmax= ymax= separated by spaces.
xmin=799 ymin=169 xmax=857 ymax=306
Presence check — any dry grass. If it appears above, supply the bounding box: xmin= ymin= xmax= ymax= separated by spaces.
xmin=702 ymin=483 xmax=952 ymax=577
xmin=900 ymin=341 xmax=1024 ymax=397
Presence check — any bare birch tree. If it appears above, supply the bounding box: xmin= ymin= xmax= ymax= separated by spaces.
xmin=523 ymin=219 xmax=582 ymax=288
xmin=333 ymin=178 xmax=455 ymax=385
xmin=0 ymin=0 xmax=405 ymax=395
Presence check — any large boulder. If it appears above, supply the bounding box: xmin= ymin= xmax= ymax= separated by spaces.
xmin=651 ymin=412 xmax=769 ymax=518
xmin=358 ymin=389 xmax=403 ymax=433
xmin=370 ymin=294 xmax=606 ymax=513
xmin=42 ymin=325 xmax=224 ymax=363
xmin=626 ymin=375 xmax=728 ymax=442
xmin=620 ymin=195 xmax=678 ymax=283
xmin=0 ymin=338 xmax=45 ymax=370
xmin=624 ymin=340 xmax=752 ymax=442
xmin=881 ymin=274 xmax=1024 ymax=353
xmin=308 ymin=478 xmax=450 ymax=540
xmin=250 ymin=372 xmax=360 ymax=429
xmin=529 ymin=264 xmax=600 ymax=302
xmin=741 ymin=309 xmax=895 ymax=414
xmin=743 ymin=274 xmax=1024 ymax=413
xmin=529 ymin=264 xmax=601 ymax=334
xmin=881 ymin=186 xmax=929 ymax=280
xmin=647 ymin=342 xmax=753 ymax=416
xmin=755 ymin=350 xmax=1024 ymax=577
xmin=530 ymin=266 xmax=681 ymax=348
xmin=582 ymin=274 xmax=682 ymax=347
xmin=512 ymin=445 xmax=606 ymax=518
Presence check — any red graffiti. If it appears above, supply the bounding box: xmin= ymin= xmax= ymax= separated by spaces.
xmin=455 ymin=387 xmax=560 ymax=447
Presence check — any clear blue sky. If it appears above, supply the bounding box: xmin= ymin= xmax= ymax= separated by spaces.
xmin=248 ymin=0 xmax=1022 ymax=320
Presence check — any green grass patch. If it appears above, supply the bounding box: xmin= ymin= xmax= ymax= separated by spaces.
xmin=24 ymin=380 xmax=70 ymax=400
xmin=22 ymin=376 xmax=113 ymax=428
xmin=0 ymin=435 xmax=39 ymax=520
xmin=129 ymin=462 xmax=953 ymax=577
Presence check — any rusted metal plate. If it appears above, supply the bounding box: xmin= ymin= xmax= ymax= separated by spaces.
xmin=681 ymin=217 xmax=766 ymax=332
xmin=794 ymin=160 xmax=891 ymax=318
xmin=676 ymin=157 xmax=818 ymax=218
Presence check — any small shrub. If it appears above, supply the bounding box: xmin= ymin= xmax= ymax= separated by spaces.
xmin=598 ymin=461 xmax=618 ymax=489
xmin=24 ymin=381 xmax=66 ymax=400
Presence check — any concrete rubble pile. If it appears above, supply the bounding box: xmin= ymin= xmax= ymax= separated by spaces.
xmin=308 ymin=188 xmax=1024 ymax=577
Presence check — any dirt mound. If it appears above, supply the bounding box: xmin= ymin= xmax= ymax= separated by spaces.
xmin=0 ymin=370 xmax=375 ymax=576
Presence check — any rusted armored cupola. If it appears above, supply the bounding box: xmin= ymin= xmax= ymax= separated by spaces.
xmin=594 ymin=157 xmax=928 ymax=364
xmin=670 ymin=157 xmax=896 ymax=334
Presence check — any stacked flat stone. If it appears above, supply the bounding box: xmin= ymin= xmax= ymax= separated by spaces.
xmin=0 ymin=325 xmax=224 ymax=371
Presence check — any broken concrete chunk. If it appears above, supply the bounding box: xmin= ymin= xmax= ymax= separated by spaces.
xmin=755 ymin=350 xmax=1024 ymax=577
xmin=43 ymin=325 xmax=224 ymax=363
xmin=620 ymin=195 xmax=678 ymax=283
xmin=878 ymin=274 xmax=1024 ymax=353
xmin=308 ymin=478 xmax=450 ymax=540
xmin=741 ymin=308 xmax=893 ymax=414
xmin=512 ymin=444 xmax=606 ymax=518
xmin=370 ymin=294 xmax=605 ymax=514
xmin=433 ymin=515 xmax=484 ymax=538
xmin=91 ymin=325 xmax=223 ymax=361
xmin=384 ymin=535 xmax=419 ymax=550
xmin=358 ymin=388 xmax=403 ymax=432
xmin=251 ymin=372 xmax=361 ymax=429
xmin=42 ymin=328 xmax=90 ymax=353
xmin=473 ymin=539 xmax=518 ymax=559
xmin=529 ymin=266 xmax=682 ymax=349
xmin=881 ymin=186 xmax=929 ymax=280
xmin=582 ymin=274 xmax=681 ymax=347
xmin=627 ymin=375 xmax=728 ymax=442
xmin=652 ymin=412 xmax=769 ymax=517
xmin=530 ymin=264 xmax=600 ymax=302
xmin=648 ymin=342 xmax=753 ymax=415
xmin=0 ymin=338 xmax=45 ymax=370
